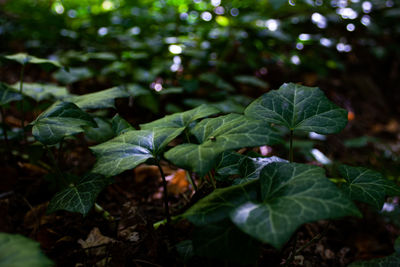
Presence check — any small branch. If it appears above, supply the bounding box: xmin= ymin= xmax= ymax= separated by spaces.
xmin=19 ymin=64 xmax=26 ymax=142
xmin=156 ymin=161 xmax=171 ymax=223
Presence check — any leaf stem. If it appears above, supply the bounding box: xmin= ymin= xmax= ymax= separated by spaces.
xmin=19 ymin=64 xmax=26 ymax=142
xmin=156 ymin=161 xmax=171 ymax=223
xmin=289 ymin=129 xmax=294 ymax=162
xmin=208 ymin=171 xmax=216 ymax=189
xmin=94 ymin=202 xmax=115 ymax=222
xmin=0 ymin=107 xmax=11 ymax=157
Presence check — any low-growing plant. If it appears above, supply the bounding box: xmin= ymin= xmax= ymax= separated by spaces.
xmin=2 ymin=52 xmax=399 ymax=265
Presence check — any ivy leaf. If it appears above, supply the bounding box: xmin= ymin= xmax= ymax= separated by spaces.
xmin=165 ymin=114 xmax=282 ymax=176
xmin=32 ymin=101 xmax=97 ymax=145
xmin=140 ymin=104 xmax=219 ymax=131
xmin=215 ymin=151 xmax=244 ymax=177
xmin=339 ymin=165 xmax=400 ymax=209
xmin=4 ymin=53 xmax=62 ymax=68
xmin=235 ymin=155 xmax=287 ymax=184
xmin=111 ymin=114 xmax=133 ymax=135
xmin=12 ymin=82 xmax=69 ymax=101
xmin=0 ymin=232 xmax=53 ymax=267
xmin=234 ymin=75 xmax=268 ymax=89
xmin=0 ymin=82 xmax=22 ymax=106
xmin=245 ymin=83 xmax=348 ymax=134
xmin=90 ymin=128 xmax=183 ymax=176
xmin=184 ymin=181 xmax=259 ymax=225
xmin=230 ymin=162 xmax=361 ymax=249
xmin=68 ymin=87 xmax=129 ymax=110
xmin=47 ymin=173 xmax=109 ymax=215
xmin=53 ymin=67 xmax=93 ymax=84
xmin=84 ymin=117 xmax=114 ymax=143
xmin=192 ymin=220 xmax=260 ymax=264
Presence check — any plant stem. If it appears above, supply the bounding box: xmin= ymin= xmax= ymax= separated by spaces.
xmin=94 ymin=203 xmax=115 ymax=222
xmin=208 ymin=171 xmax=216 ymax=189
xmin=44 ymin=145 xmax=67 ymax=187
xmin=0 ymin=107 xmax=11 ymax=157
xmin=182 ymin=129 xmax=198 ymax=192
xmin=156 ymin=161 xmax=171 ymax=223
xmin=289 ymin=129 xmax=294 ymax=162
xmin=19 ymin=64 xmax=26 ymax=142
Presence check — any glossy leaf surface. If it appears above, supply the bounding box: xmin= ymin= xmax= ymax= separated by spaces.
xmin=4 ymin=53 xmax=62 ymax=68
xmin=12 ymin=82 xmax=69 ymax=101
xmin=245 ymin=83 xmax=348 ymax=134
xmin=165 ymin=113 xmax=282 ymax=176
xmin=140 ymin=104 xmax=219 ymax=130
xmin=69 ymin=87 xmax=129 ymax=110
xmin=48 ymin=173 xmax=109 ymax=215
xmin=32 ymin=101 xmax=97 ymax=145
xmin=0 ymin=233 xmax=53 ymax=267
xmin=339 ymin=165 xmax=400 ymax=209
xmin=111 ymin=114 xmax=133 ymax=135
xmin=91 ymin=127 xmax=182 ymax=176
xmin=231 ymin=162 xmax=361 ymax=248
xmin=84 ymin=117 xmax=114 ymax=143
xmin=0 ymin=82 xmax=22 ymax=106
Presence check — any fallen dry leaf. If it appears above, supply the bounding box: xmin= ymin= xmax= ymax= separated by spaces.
xmin=78 ymin=227 xmax=115 ymax=257
xmin=166 ymin=169 xmax=189 ymax=195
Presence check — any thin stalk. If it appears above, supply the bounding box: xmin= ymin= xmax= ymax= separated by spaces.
xmin=94 ymin=203 xmax=115 ymax=222
xmin=156 ymin=161 xmax=171 ymax=223
xmin=19 ymin=64 xmax=26 ymax=142
xmin=0 ymin=107 xmax=11 ymax=156
xmin=289 ymin=130 xmax=294 ymax=162
xmin=44 ymin=145 xmax=67 ymax=187
xmin=183 ymin=129 xmax=198 ymax=192
xmin=208 ymin=171 xmax=216 ymax=189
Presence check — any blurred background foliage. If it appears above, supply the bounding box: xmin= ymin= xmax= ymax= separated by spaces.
xmin=0 ymin=0 xmax=399 ymax=117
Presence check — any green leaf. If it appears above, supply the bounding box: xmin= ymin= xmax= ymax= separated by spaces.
xmin=0 ymin=82 xmax=22 ymax=106
xmin=12 ymin=82 xmax=69 ymax=101
xmin=245 ymin=83 xmax=348 ymax=134
xmin=230 ymin=162 xmax=361 ymax=249
xmin=32 ymin=101 xmax=97 ymax=145
xmin=140 ymin=104 xmax=219 ymax=131
xmin=53 ymin=67 xmax=93 ymax=84
xmin=234 ymin=75 xmax=268 ymax=89
xmin=0 ymin=232 xmax=53 ymax=267
xmin=84 ymin=117 xmax=114 ymax=143
xmin=111 ymin=114 xmax=133 ymax=135
xmin=339 ymin=165 xmax=400 ymax=209
xmin=165 ymin=114 xmax=282 ymax=176
xmin=349 ymin=254 xmax=400 ymax=267
xmin=4 ymin=53 xmax=62 ymax=68
xmin=48 ymin=173 xmax=109 ymax=215
xmin=192 ymin=220 xmax=260 ymax=264
xmin=215 ymin=151 xmax=244 ymax=177
xmin=184 ymin=181 xmax=259 ymax=225
xmin=176 ymin=240 xmax=194 ymax=263
xmin=235 ymin=155 xmax=287 ymax=184
xmin=68 ymin=87 xmax=129 ymax=110
xmin=90 ymin=127 xmax=183 ymax=176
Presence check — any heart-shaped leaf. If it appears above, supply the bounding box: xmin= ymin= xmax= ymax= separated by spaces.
xmin=48 ymin=173 xmax=109 ymax=215
xmin=90 ymin=127 xmax=183 ymax=176
xmin=111 ymin=114 xmax=133 ymax=135
xmin=0 ymin=82 xmax=22 ymax=106
xmin=165 ymin=114 xmax=282 ymax=176
xmin=0 ymin=232 xmax=53 ymax=267
xmin=140 ymin=104 xmax=219 ymax=131
xmin=215 ymin=151 xmax=245 ymax=177
xmin=68 ymin=87 xmax=129 ymax=110
xmin=245 ymin=83 xmax=348 ymax=134
xmin=184 ymin=181 xmax=259 ymax=225
xmin=32 ymin=101 xmax=97 ymax=145
xmin=192 ymin=220 xmax=261 ymax=264
xmin=4 ymin=53 xmax=62 ymax=68
xmin=12 ymin=82 xmax=69 ymax=101
xmin=339 ymin=165 xmax=400 ymax=209
xmin=84 ymin=117 xmax=114 ymax=143
xmin=230 ymin=162 xmax=361 ymax=248
xmin=235 ymin=155 xmax=287 ymax=184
